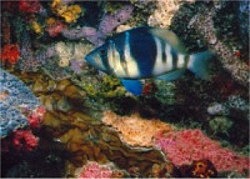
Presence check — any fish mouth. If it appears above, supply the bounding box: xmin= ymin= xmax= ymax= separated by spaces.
xmin=84 ymin=54 xmax=91 ymax=63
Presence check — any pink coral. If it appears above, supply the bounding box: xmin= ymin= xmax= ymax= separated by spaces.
xmin=154 ymin=129 xmax=249 ymax=173
xmin=27 ymin=106 xmax=46 ymax=129
xmin=76 ymin=161 xmax=113 ymax=178
xmin=46 ymin=20 xmax=66 ymax=37
xmin=12 ymin=130 xmax=39 ymax=151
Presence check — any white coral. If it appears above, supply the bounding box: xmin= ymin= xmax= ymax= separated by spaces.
xmin=147 ymin=0 xmax=195 ymax=28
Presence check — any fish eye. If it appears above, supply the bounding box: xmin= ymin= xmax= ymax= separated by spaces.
xmin=100 ymin=49 xmax=106 ymax=55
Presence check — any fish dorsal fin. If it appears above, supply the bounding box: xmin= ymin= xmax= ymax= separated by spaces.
xmin=156 ymin=69 xmax=186 ymax=81
xmin=120 ymin=79 xmax=143 ymax=96
xmin=150 ymin=28 xmax=187 ymax=54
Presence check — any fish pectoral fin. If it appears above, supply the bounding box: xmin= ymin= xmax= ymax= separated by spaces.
xmin=121 ymin=79 xmax=143 ymax=96
xmin=156 ymin=69 xmax=185 ymax=81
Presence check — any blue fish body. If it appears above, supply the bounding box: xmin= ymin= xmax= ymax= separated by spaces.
xmin=85 ymin=27 xmax=213 ymax=95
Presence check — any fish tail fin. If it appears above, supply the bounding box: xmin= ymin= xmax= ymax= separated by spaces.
xmin=187 ymin=50 xmax=213 ymax=80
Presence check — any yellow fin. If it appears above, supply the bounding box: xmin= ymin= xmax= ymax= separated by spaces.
xmin=150 ymin=28 xmax=187 ymax=54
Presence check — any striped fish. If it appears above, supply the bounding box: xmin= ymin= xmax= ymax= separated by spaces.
xmin=85 ymin=27 xmax=213 ymax=95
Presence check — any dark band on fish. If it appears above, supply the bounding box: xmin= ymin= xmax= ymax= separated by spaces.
xmin=161 ymin=40 xmax=167 ymax=63
xmin=171 ymin=48 xmax=178 ymax=69
xmin=100 ymin=49 xmax=111 ymax=73
xmin=129 ymin=28 xmax=157 ymax=77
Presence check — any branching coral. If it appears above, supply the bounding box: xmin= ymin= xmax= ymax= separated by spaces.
xmin=155 ymin=129 xmax=249 ymax=174
xmin=102 ymin=111 xmax=173 ymax=147
xmin=11 ymin=130 xmax=39 ymax=151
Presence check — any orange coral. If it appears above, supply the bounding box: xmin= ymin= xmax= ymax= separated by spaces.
xmin=101 ymin=111 xmax=173 ymax=147
xmin=0 ymin=44 xmax=20 ymax=65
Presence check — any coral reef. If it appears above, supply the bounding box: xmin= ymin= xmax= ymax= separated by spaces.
xmin=30 ymin=21 xmax=43 ymax=35
xmin=1 ymin=105 xmax=45 ymax=152
xmin=51 ymin=0 xmax=82 ymax=23
xmin=189 ymin=6 xmax=249 ymax=87
xmin=154 ymin=81 xmax=176 ymax=106
xmin=10 ymin=130 xmax=39 ymax=151
xmin=207 ymin=95 xmax=249 ymax=118
xmin=75 ymin=161 xmax=127 ymax=178
xmin=0 ymin=44 xmax=20 ymax=65
xmin=173 ymin=159 xmax=217 ymax=178
xmin=62 ymin=5 xmax=134 ymax=46
xmin=18 ymin=0 xmax=42 ymax=14
xmin=189 ymin=159 xmax=217 ymax=178
xmin=102 ymin=111 xmax=173 ymax=147
xmin=147 ymin=0 xmax=195 ymax=28
xmin=1 ymin=1 xmax=249 ymax=178
xmin=237 ymin=0 xmax=249 ymax=46
xmin=45 ymin=18 xmax=66 ymax=37
xmin=208 ymin=116 xmax=233 ymax=136
xmin=155 ymin=129 xmax=249 ymax=174
xmin=0 ymin=68 xmax=41 ymax=138
xmin=55 ymin=41 xmax=93 ymax=68
xmin=71 ymin=74 xmax=126 ymax=99
xmin=18 ymin=30 xmax=42 ymax=71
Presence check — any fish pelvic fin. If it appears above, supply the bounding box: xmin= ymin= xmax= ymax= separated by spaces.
xmin=187 ymin=50 xmax=214 ymax=80
xmin=121 ymin=79 xmax=143 ymax=96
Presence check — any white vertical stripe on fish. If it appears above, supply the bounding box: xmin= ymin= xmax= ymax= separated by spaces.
xmin=124 ymin=32 xmax=139 ymax=78
xmin=152 ymin=36 xmax=164 ymax=75
xmin=108 ymin=41 xmax=126 ymax=77
xmin=177 ymin=54 xmax=185 ymax=68
xmin=165 ymin=44 xmax=173 ymax=71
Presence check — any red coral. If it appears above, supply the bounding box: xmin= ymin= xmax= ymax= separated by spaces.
xmin=0 ymin=44 xmax=20 ymax=65
xmin=77 ymin=161 xmax=113 ymax=178
xmin=46 ymin=21 xmax=66 ymax=37
xmin=143 ymin=82 xmax=157 ymax=95
xmin=19 ymin=0 xmax=41 ymax=14
xmin=155 ymin=129 xmax=249 ymax=174
xmin=12 ymin=130 xmax=39 ymax=151
xmin=1 ymin=1 xmax=18 ymax=13
xmin=27 ymin=106 xmax=46 ymax=129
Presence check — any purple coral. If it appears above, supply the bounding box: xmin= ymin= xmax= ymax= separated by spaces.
xmin=70 ymin=59 xmax=85 ymax=74
xmin=62 ymin=5 xmax=134 ymax=46
xmin=98 ymin=5 xmax=134 ymax=35
xmin=18 ymin=30 xmax=57 ymax=72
